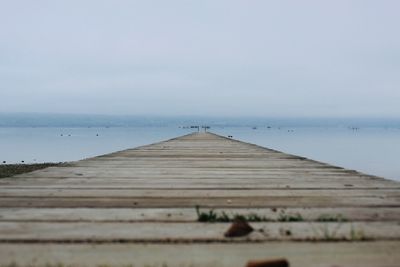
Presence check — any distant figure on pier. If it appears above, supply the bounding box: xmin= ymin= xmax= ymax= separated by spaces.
xmin=201 ymin=126 xmax=210 ymax=132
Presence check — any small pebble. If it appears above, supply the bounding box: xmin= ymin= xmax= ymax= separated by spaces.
xmin=224 ymin=218 xmax=254 ymax=237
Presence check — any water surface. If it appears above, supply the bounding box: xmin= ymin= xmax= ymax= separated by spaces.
xmin=0 ymin=115 xmax=399 ymax=181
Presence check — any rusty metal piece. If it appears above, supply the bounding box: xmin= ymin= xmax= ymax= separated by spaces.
xmin=246 ymin=258 xmax=289 ymax=267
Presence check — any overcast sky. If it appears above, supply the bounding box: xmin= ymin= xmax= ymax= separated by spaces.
xmin=0 ymin=0 xmax=399 ymax=117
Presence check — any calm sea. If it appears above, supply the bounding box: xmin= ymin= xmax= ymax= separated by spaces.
xmin=1 ymin=114 xmax=399 ymax=181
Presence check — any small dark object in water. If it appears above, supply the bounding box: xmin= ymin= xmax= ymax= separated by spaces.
xmin=2 ymin=161 xmax=5 ymax=164
xmin=228 ymin=135 xmax=233 ymax=138
xmin=21 ymin=160 xmax=24 ymax=163
xmin=96 ymin=134 xmax=99 ymax=136
xmin=224 ymin=218 xmax=254 ymax=237
xmin=246 ymin=259 xmax=289 ymax=267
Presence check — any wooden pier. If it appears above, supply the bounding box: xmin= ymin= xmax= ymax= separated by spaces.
xmin=0 ymin=132 xmax=399 ymax=267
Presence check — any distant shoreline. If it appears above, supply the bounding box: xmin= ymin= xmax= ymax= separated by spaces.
xmin=0 ymin=113 xmax=399 ymax=128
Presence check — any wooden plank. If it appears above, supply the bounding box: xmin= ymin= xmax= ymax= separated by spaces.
xmin=1 ymin=188 xmax=398 ymax=198
xmin=0 ymin=195 xmax=398 ymax=208
xmin=0 ymin=221 xmax=399 ymax=242
xmin=9 ymin=171 xmax=368 ymax=179
xmin=1 ymin=207 xmax=399 ymax=222
xmin=0 ymin=183 xmax=396 ymax=189
xmin=1 ymin=242 xmax=399 ymax=267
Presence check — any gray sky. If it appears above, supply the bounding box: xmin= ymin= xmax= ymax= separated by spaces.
xmin=1 ymin=0 xmax=399 ymax=117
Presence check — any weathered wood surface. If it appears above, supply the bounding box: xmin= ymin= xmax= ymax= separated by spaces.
xmin=0 ymin=132 xmax=399 ymax=267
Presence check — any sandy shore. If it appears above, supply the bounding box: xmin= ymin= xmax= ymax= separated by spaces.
xmin=0 ymin=163 xmax=61 ymax=179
